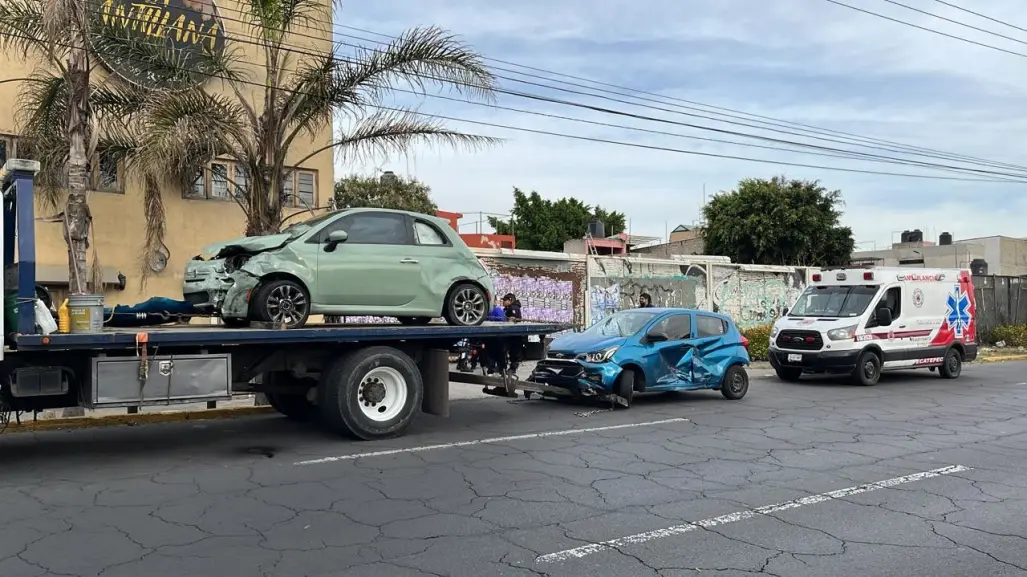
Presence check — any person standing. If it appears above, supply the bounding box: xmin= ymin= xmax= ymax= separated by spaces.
xmin=639 ymin=292 xmax=653 ymax=308
xmin=501 ymin=293 xmax=524 ymax=375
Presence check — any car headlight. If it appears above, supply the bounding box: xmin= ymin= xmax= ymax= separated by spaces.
xmin=826 ymin=325 xmax=857 ymax=341
xmin=581 ymin=346 xmax=619 ymax=363
xmin=770 ymin=326 xmax=780 ymax=338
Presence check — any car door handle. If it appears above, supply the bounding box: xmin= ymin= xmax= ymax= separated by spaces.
xmin=400 ymin=258 xmax=419 ymax=264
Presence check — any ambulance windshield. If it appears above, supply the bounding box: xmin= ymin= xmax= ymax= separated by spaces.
xmin=788 ymin=285 xmax=879 ymax=318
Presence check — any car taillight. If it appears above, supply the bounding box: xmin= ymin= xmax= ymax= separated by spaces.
xmin=741 ymin=336 xmax=749 ymax=349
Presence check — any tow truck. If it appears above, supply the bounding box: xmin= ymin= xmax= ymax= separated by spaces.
xmin=0 ymin=160 xmax=568 ymax=440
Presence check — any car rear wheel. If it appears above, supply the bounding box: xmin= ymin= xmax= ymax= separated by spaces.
xmin=721 ymin=365 xmax=749 ymax=400
xmin=939 ymin=348 xmax=962 ymax=379
xmin=443 ymin=283 xmax=488 ymax=326
xmin=253 ymin=279 xmax=310 ymax=328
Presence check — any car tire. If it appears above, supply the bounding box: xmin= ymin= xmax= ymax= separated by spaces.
xmin=398 ymin=317 xmax=433 ymax=326
xmin=253 ymin=279 xmax=311 ymax=328
xmin=851 ymin=350 xmax=881 ymax=386
xmin=318 ymin=346 xmax=423 ymax=440
xmin=613 ymin=369 xmax=635 ymax=407
xmin=939 ymin=348 xmax=962 ymax=379
xmin=721 ymin=364 xmax=749 ymax=400
xmin=775 ymin=367 xmax=803 ymax=382
xmin=443 ymin=283 xmax=488 ymax=326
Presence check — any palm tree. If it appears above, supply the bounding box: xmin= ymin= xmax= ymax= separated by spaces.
xmin=1 ymin=0 xmax=500 ymax=280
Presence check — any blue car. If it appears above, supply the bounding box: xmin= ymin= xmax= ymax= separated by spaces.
xmin=530 ymin=308 xmax=751 ymax=405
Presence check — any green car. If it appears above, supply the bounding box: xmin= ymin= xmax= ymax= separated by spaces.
xmin=183 ymin=208 xmax=496 ymax=328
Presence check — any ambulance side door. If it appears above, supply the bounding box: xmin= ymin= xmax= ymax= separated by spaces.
xmin=866 ymin=284 xmax=907 ymax=368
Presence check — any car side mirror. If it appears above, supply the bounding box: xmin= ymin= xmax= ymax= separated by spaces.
xmin=645 ymin=329 xmax=668 ymax=343
xmin=875 ymin=307 xmax=893 ymax=327
xmin=324 ymin=230 xmax=348 ymax=252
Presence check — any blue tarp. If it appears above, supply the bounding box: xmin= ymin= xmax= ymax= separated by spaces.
xmin=103 ymin=297 xmax=199 ymax=327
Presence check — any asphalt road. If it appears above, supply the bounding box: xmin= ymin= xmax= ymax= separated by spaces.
xmin=3 ymin=363 xmax=1027 ymax=577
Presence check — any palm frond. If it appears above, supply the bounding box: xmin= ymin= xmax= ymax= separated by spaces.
xmin=333 ymin=26 xmax=498 ymax=114
xmin=15 ymin=71 xmax=70 ymax=208
xmin=241 ymin=0 xmax=330 ymax=44
xmin=280 ymin=50 xmax=336 ymax=143
xmin=134 ymin=89 xmax=247 ymax=190
xmin=0 ymin=0 xmax=66 ymax=63
xmin=296 ymin=107 xmax=501 ymax=168
xmin=137 ymin=173 xmax=166 ymax=285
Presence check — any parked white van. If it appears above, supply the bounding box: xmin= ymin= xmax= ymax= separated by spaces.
xmin=768 ymin=267 xmax=978 ymax=385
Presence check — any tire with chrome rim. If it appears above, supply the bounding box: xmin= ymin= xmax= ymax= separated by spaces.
xmin=253 ymin=279 xmax=311 ymax=328
xmin=443 ymin=283 xmax=488 ymax=326
xmin=851 ymin=350 xmax=881 ymax=386
xmin=939 ymin=347 xmax=962 ymax=379
xmin=721 ymin=365 xmax=749 ymax=400
xmin=318 ymin=346 xmax=423 ymax=440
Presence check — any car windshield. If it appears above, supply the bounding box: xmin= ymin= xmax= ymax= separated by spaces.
xmin=788 ymin=285 xmax=880 ymax=318
xmin=282 ymin=211 xmax=342 ymax=238
xmin=585 ymin=310 xmax=659 ymax=337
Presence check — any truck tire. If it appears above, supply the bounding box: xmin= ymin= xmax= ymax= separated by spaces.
xmin=775 ymin=367 xmax=803 ymax=382
xmin=721 ymin=365 xmax=749 ymax=400
xmin=939 ymin=347 xmax=963 ymax=379
xmin=318 ymin=346 xmax=423 ymax=440
xmin=267 ymin=393 xmax=317 ymax=422
xmin=850 ymin=350 xmax=881 ymax=386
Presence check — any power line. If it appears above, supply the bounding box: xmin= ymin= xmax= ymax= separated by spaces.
xmin=878 ymin=0 xmax=1027 ymax=47
xmin=928 ymin=0 xmax=1027 ymax=35
xmin=2 ymin=25 xmax=1022 ymax=184
xmin=105 ymin=0 xmax=1027 ymax=175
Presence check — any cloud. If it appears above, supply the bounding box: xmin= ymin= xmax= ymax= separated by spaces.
xmin=331 ymin=0 xmax=1026 ymax=247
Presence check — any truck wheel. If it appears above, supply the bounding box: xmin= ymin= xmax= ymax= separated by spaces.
xmin=939 ymin=348 xmax=963 ymax=379
xmin=851 ymin=350 xmax=881 ymax=386
xmin=253 ymin=279 xmax=310 ymax=328
xmin=266 ymin=393 xmax=317 ymax=421
xmin=721 ymin=365 xmax=749 ymax=400
xmin=775 ymin=367 xmax=803 ymax=382
xmin=613 ymin=369 xmax=635 ymax=407
xmin=443 ymin=283 xmax=488 ymax=326
xmin=318 ymin=346 xmax=423 ymax=440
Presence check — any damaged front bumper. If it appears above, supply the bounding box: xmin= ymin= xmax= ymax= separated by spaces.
xmin=529 ymin=358 xmax=623 ymax=397
xmin=182 ymin=258 xmax=260 ymax=319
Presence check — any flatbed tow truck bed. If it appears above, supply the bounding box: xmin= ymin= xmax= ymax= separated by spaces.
xmin=1 ymin=159 xmax=571 ymax=441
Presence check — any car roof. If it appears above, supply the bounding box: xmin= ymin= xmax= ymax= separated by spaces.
xmin=646 ymin=307 xmax=733 ymax=321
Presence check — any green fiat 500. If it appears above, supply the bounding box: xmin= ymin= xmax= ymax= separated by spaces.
xmin=183 ymin=208 xmax=496 ymax=328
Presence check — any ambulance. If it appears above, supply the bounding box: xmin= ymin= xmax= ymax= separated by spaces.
xmin=767 ymin=267 xmax=978 ymax=385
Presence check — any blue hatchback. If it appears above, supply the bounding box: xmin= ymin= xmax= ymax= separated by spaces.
xmin=531 ymin=308 xmax=751 ymax=405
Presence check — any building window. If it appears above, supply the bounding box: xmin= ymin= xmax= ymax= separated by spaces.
xmin=0 ymin=135 xmax=13 ymax=167
xmin=93 ymin=150 xmax=121 ymax=192
xmin=185 ymin=161 xmax=316 ymax=205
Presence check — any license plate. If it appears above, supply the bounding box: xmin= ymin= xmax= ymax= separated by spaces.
xmin=528 ymin=335 xmax=540 ymax=342
xmin=787 ymin=354 xmax=802 ymax=363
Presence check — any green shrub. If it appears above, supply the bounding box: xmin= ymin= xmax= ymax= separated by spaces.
xmin=990 ymin=324 xmax=1027 ymax=348
xmin=741 ymin=323 xmax=773 ymax=362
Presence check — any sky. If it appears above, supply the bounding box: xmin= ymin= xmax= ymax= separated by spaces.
xmin=330 ymin=0 xmax=1027 ymax=250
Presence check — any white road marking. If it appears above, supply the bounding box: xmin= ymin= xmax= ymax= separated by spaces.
xmin=536 ymin=464 xmax=972 ymax=564
xmin=294 ymin=417 xmax=690 ymax=465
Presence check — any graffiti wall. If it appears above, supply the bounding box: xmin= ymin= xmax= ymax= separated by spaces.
xmin=478 ymin=249 xmax=586 ymax=328
xmin=709 ymin=265 xmax=807 ymax=328
xmin=588 ymin=257 xmax=709 ymax=324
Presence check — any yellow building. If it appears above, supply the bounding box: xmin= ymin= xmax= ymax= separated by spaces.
xmin=0 ymin=0 xmax=334 ymax=309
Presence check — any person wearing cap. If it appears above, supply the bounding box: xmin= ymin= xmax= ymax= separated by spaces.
xmin=501 ymin=293 xmax=524 ymax=375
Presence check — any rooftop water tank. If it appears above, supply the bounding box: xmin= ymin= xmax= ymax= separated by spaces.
xmin=939 ymin=232 xmax=953 ymax=246
xmin=587 ymin=219 xmax=605 ymax=239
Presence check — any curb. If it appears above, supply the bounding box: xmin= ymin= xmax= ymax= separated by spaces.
xmin=3 ymin=406 xmax=277 ymax=434
xmin=978 ymin=353 xmax=1027 ymax=364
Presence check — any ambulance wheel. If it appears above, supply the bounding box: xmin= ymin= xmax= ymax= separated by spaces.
xmin=939 ymin=348 xmax=963 ymax=379
xmin=851 ymin=350 xmax=881 ymax=386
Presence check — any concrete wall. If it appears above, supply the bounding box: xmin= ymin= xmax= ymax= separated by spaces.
xmin=630 ymin=237 xmax=706 ymax=258
xmin=587 ymin=256 xmax=812 ymax=329
xmin=852 ymin=236 xmax=1027 ymax=276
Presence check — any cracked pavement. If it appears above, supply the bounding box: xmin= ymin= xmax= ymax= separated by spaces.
xmin=3 ymin=363 xmax=1027 ymax=576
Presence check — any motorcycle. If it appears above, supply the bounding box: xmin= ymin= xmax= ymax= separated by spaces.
xmin=455 ymin=339 xmax=486 ymax=373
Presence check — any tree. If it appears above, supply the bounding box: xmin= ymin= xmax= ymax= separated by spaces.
xmin=0 ymin=0 xmax=101 ymax=294
xmin=488 ymin=188 xmax=626 ymax=252
xmin=701 ymin=176 xmax=855 ymax=267
xmin=2 ymin=0 xmax=499 ymax=281
xmin=334 ymin=173 xmax=437 ymax=214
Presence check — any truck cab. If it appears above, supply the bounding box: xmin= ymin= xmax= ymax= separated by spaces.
xmin=768 ymin=267 xmax=978 ymax=386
